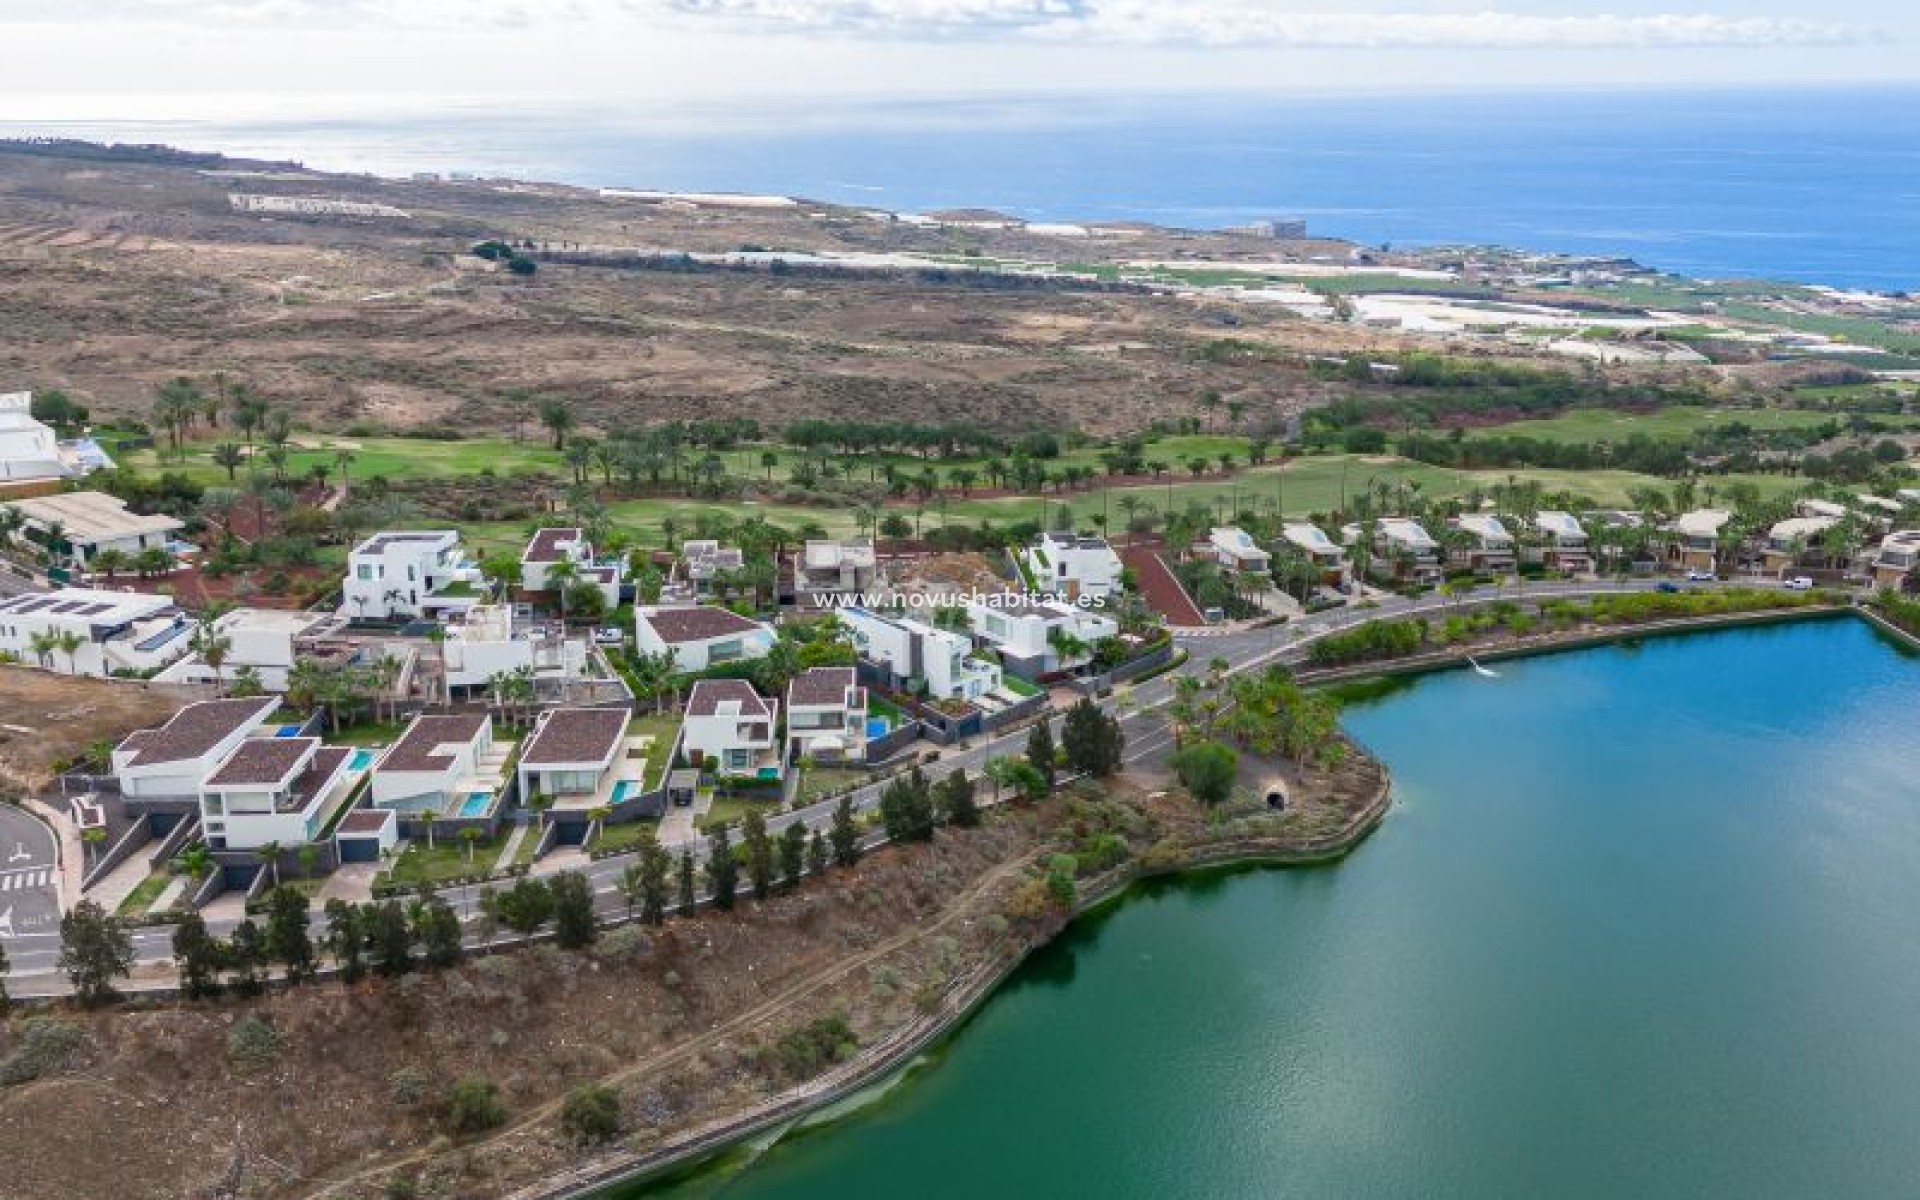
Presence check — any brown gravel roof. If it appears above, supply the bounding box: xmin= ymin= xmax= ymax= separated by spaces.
xmin=378 ymin=713 xmax=489 ymax=773
xmin=787 ymin=667 xmax=859 ymax=709
xmin=519 ymin=708 xmax=628 ymax=766
xmin=116 ymin=697 xmax=278 ymax=767
xmin=639 ymin=606 xmax=763 ymax=644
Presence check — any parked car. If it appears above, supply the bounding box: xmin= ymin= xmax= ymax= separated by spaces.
xmin=1656 ymin=581 xmax=1683 ymax=594
xmin=1685 ymin=569 xmax=1717 ymax=582
xmin=1784 ymin=576 xmax=1815 ymax=591
xmin=592 ymin=626 xmax=626 ymax=646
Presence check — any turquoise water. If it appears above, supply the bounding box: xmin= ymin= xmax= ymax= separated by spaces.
xmin=670 ymin=618 xmax=1920 ymax=1199
xmin=866 ymin=717 xmax=891 ymax=739
xmin=458 ymin=790 xmax=493 ymax=818
xmin=611 ymin=779 xmax=642 ymax=805
xmin=347 ymin=748 xmax=377 ymax=772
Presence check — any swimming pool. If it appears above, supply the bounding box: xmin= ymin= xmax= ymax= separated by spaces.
xmin=611 ymin=779 xmax=642 ymax=804
xmin=457 ymin=790 xmax=493 ymax=818
xmin=348 ymin=748 xmax=377 ymax=771
xmin=274 ymin=723 xmax=307 ymax=738
xmin=866 ymin=717 xmax=891 ymax=739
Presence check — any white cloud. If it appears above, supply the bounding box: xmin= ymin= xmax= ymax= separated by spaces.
xmin=16 ymin=1 xmax=1868 ymax=48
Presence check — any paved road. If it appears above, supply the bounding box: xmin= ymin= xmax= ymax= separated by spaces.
xmin=4 ymin=576 xmax=1813 ymax=993
xmin=0 ymin=803 xmax=64 ymax=971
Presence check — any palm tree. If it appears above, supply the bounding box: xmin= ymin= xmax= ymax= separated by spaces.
xmin=418 ymin=809 xmax=440 ymax=852
xmin=90 ymin=548 xmax=131 ymax=581
xmin=211 ymin=442 xmax=245 ymax=481
xmin=538 ymin=399 xmax=575 ymax=450
xmin=191 ymin=622 xmax=233 ymax=695
xmin=547 ymin=558 xmax=579 ymax=625
xmin=333 ymin=447 xmax=356 ymax=496
xmin=460 ymin=826 xmax=483 ymax=866
xmin=256 ymin=841 xmax=282 ymax=888
xmin=54 ymin=630 xmax=84 ymax=675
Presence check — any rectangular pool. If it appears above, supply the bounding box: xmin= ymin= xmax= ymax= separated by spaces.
xmin=458 ymin=790 xmax=493 ymax=818
xmin=611 ymin=779 xmax=642 ymax=805
xmin=348 ymin=748 xmax=378 ymax=771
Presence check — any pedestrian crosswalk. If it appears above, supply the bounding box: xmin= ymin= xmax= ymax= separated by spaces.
xmin=0 ymin=868 xmax=52 ymax=892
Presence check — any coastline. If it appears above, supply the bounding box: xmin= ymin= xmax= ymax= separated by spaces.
xmin=520 ymin=766 xmax=1397 ymax=1200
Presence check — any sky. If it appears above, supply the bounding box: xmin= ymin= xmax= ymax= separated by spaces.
xmin=1 ymin=1 xmax=1912 ymax=122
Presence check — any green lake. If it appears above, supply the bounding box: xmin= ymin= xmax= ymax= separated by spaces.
xmin=641 ymin=617 xmax=1920 ymax=1199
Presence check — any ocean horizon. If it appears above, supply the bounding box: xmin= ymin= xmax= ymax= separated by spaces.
xmin=8 ymin=86 xmax=1918 ymax=291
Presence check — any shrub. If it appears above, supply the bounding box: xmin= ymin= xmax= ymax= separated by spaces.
xmin=389 ymin=1065 xmax=429 ymax=1108
xmin=0 ymin=1016 xmax=81 ymax=1086
xmin=560 ymin=1084 xmax=624 ymax=1144
xmin=761 ymin=1013 xmax=858 ymax=1083
xmin=226 ymin=1015 xmax=281 ymax=1076
xmin=443 ymin=1076 xmax=507 ymax=1136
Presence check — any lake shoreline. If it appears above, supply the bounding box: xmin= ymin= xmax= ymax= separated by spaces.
xmin=523 ymin=762 xmax=1396 ymax=1200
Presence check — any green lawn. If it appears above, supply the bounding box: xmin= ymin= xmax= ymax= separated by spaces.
xmin=696 ymin=794 xmax=782 ymax=832
xmin=593 ymin=816 xmax=664 ymax=856
xmin=629 ymin=712 xmax=681 ymax=789
xmin=1468 ymin=405 xmax=1920 ymax=445
xmin=383 ymin=832 xmax=512 ymax=886
xmin=321 ymin=719 xmax=408 ymax=748
xmin=124 ymin=434 xmax=566 ymax=488
xmin=791 ymin=766 xmax=871 ymax=807
xmin=115 ymin=871 xmax=173 ymax=916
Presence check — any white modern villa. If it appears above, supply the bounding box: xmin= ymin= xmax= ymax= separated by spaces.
xmin=0 ymin=390 xmax=106 ymax=482
xmin=370 ymin=713 xmax=512 ymax=818
xmin=838 ymin=606 xmax=1001 ymax=702
xmin=1025 ymin=531 xmax=1124 ymax=601
xmin=682 ymin=678 xmax=783 ymax=782
xmin=786 ymin=666 xmax=868 ymax=765
xmin=343 ymin=530 xmax=482 ymax=622
xmin=0 ymin=587 xmax=195 ymax=677
xmin=1 ymin=491 xmax=182 ymax=571
xmin=111 ymin=697 xmax=280 ymax=801
xmin=199 ymin=736 xmax=361 ymax=851
xmin=967 ymin=596 xmax=1118 ymax=677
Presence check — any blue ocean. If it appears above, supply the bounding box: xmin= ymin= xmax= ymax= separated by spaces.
xmin=12 ymin=87 xmax=1918 ymax=289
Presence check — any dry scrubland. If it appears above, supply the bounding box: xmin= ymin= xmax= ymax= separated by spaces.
xmin=0 ymin=756 xmax=1385 ymax=1200
xmin=0 ymin=147 xmax=1568 ymax=438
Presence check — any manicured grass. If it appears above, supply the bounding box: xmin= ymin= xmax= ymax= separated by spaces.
xmin=124 ymin=434 xmax=565 ymax=488
xmin=791 ymin=766 xmax=871 ymax=807
xmin=1468 ymin=405 xmax=1920 ymax=445
xmin=593 ymin=817 xmax=664 ymax=856
xmin=1000 ymin=673 xmax=1042 ymax=698
xmin=866 ymin=691 xmax=904 ymax=724
xmin=629 ymin=712 xmax=681 ymax=789
xmin=321 ymin=719 xmax=408 ymax=747
xmin=116 ymin=871 xmax=172 ymax=916
xmin=383 ymin=833 xmax=512 ymax=885
xmin=696 ymin=794 xmax=781 ymax=832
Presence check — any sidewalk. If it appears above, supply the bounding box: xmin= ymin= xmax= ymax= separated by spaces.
xmin=21 ymin=796 xmax=83 ymax=912
xmin=492 ymin=823 xmax=529 ymax=874
xmin=84 ymin=850 xmax=158 ymax=914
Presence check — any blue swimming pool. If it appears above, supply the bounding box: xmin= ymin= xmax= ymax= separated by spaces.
xmin=348 ymin=748 xmax=377 ymax=771
xmin=611 ymin=779 xmax=642 ymax=804
xmin=274 ymin=723 xmax=306 ymax=738
xmin=458 ymin=791 xmax=493 ymax=818
xmin=866 ymin=717 xmax=890 ymax=739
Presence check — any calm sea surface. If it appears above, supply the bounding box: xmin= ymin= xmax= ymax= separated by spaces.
xmin=640 ymin=617 xmax=1920 ymax=1199
xmin=10 ymin=88 xmax=1920 ymax=289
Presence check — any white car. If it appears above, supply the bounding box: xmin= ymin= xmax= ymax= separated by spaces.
xmin=1784 ymin=576 xmax=1815 ymax=592
xmin=1685 ymin=569 xmax=1717 ymax=582
xmin=592 ymin=626 xmax=627 ymax=646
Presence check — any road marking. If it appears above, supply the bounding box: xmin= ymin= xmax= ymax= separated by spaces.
xmin=0 ymin=868 xmax=52 ymax=892
xmin=9 ymin=840 xmax=31 ymax=864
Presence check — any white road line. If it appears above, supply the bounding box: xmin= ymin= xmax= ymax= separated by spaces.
xmin=0 ymin=868 xmax=51 ymax=892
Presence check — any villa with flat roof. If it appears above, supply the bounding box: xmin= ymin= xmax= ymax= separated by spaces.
xmin=683 ymin=679 xmax=782 ymax=782
xmin=792 ymin=539 xmax=880 ymax=605
xmin=370 ymin=713 xmax=512 ymax=820
xmin=0 ymin=587 xmax=195 ymax=677
xmin=199 ymin=736 xmax=360 ymax=851
xmin=0 ymin=490 xmax=182 ymax=570
xmin=516 ymin=707 xmax=646 ymax=814
xmin=0 ymin=391 xmax=80 ymax=482
xmin=111 ymin=697 xmax=280 ymax=800
xmin=343 ymin=530 xmax=481 ymax=622
xmin=838 ymin=606 xmax=1001 ymax=702
xmin=636 ymin=605 xmax=775 ymax=672
xmin=680 ymin=539 xmax=745 ymax=598
xmin=1025 ymin=531 xmax=1124 ymax=601
xmin=154 ymin=605 xmax=334 ymax=692
xmin=967 ymin=596 xmax=1118 ymax=677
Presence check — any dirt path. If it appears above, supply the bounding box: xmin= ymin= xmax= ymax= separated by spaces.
xmin=306 ymin=850 xmax=1039 ymax=1198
